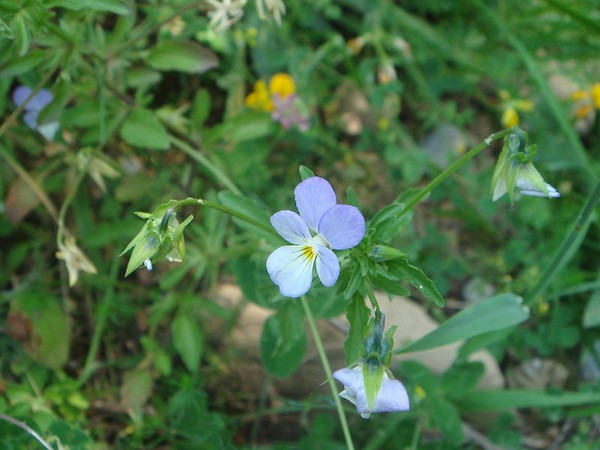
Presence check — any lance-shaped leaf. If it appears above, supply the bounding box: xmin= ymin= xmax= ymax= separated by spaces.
xmin=146 ymin=40 xmax=218 ymax=74
xmin=395 ymin=293 xmax=529 ymax=354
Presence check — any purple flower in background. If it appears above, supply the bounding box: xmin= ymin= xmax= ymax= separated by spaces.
xmin=333 ymin=365 xmax=410 ymax=419
xmin=12 ymin=86 xmax=59 ymax=140
xmin=266 ymin=176 xmax=365 ymax=298
xmin=271 ymin=93 xmax=310 ymax=131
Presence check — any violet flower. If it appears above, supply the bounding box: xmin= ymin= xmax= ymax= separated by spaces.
xmin=271 ymin=93 xmax=310 ymax=131
xmin=12 ymin=86 xmax=59 ymax=141
xmin=333 ymin=365 xmax=410 ymax=419
xmin=266 ymin=176 xmax=365 ymax=298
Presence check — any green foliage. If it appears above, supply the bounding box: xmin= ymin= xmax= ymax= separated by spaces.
xmin=1 ymin=0 xmax=599 ymax=448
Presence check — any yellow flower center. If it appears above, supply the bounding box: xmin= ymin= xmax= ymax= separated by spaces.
xmin=301 ymin=245 xmax=317 ymax=262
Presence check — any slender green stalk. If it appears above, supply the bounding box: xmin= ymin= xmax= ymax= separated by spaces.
xmin=77 ymin=256 xmax=120 ymax=385
xmin=169 ymin=135 xmax=241 ymax=195
xmin=398 ymin=128 xmax=514 ymax=217
xmin=174 ymin=198 xmax=279 ymax=238
xmin=300 ymin=296 xmax=355 ymax=450
xmin=0 ymin=413 xmax=54 ymax=450
xmin=525 ymin=180 xmax=600 ymax=305
xmin=472 ymin=0 xmax=597 ymax=184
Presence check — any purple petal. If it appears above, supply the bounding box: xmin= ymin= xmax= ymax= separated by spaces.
xmin=295 ymin=177 xmax=337 ymax=231
xmin=318 ymin=204 xmax=366 ymax=250
xmin=23 ymin=110 xmax=39 ymax=129
xmin=270 ymin=210 xmax=311 ymax=244
xmin=28 ymin=88 xmax=54 ymax=110
xmin=12 ymin=86 xmax=32 ymax=107
xmin=266 ymin=245 xmax=315 ymax=298
xmin=373 ymin=375 xmax=410 ymax=413
xmin=13 ymin=86 xmax=53 ymax=111
xmin=316 ymin=245 xmax=340 ymax=287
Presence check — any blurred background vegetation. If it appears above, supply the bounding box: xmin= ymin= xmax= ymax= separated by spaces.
xmin=0 ymin=0 xmax=599 ymax=448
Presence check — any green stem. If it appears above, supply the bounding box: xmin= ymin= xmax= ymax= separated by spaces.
xmin=525 ymin=180 xmax=600 ymax=305
xmin=77 ymin=256 xmax=120 ymax=385
xmin=174 ymin=197 xmax=278 ymax=238
xmin=169 ymin=135 xmax=241 ymax=195
xmin=398 ymin=128 xmax=515 ymax=217
xmin=0 ymin=413 xmax=54 ymax=450
xmin=56 ymin=158 xmax=90 ymax=246
xmin=300 ymin=296 xmax=355 ymax=450
xmin=472 ymin=0 xmax=597 ymax=184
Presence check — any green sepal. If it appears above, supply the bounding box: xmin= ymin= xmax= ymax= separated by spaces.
xmin=125 ymin=231 xmax=160 ymax=277
xmin=363 ymin=362 xmax=384 ymax=411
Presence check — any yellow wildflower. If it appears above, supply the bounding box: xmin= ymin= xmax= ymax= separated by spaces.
xmin=575 ymin=104 xmax=593 ymax=119
xmin=570 ymin=89 xmax=588 ymax=102
xmin=499 ymin=90 xmax=534 ymax=128
xmin=245 ymin=80 xmax=273 ymax=111
xmin=414 ymin=386 xmax=426 ymax=400
xmin=591 ymin=83 xmax=600 ymax=109
xmin=501 ymin=107 xmax=519 ymax=128
xmin=245 ymin=73 xmax=296 ymax=112
xmin=269 ymin=73 xmax=295 ymax=98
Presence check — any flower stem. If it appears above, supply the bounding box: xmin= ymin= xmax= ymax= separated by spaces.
xmin=77 ymin=256 xmax=120 ymax=386
xmin=0 ymin=412 xmax=54 ymax=450
xmin=173 ymin=197 xmax=279 ymax=238
xmin=300 ymin=296 xmax=355 ymax=450
xmin=398 ymin=128 xmax=515 ymax=217
xmin=168 ymin=135 xmax=241 ymax=195
xmin=524 ymin=180 xmax=600 ymax=305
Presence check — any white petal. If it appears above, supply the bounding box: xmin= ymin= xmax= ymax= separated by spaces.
xmin=266 ymin=245 xmax=314 ymax=298
xmin=334 ymin=366 xmax=370 ymax=414
xmin=333 ymin=366 xmax=363 ymax=390
xmin=318 ymin=204 xmax=366 ymax=250
xmin=516 ymin=178 xmax=560 ymax=198
xmin=270 ymin=210 xmax=311 ymax=244
xmin=373 ymin=374 xmax=410 ymax=413
xmin=315 ymin=245 xmax=340 ymax=287
xmin=295 ymin=177 xmax=336 ymax=231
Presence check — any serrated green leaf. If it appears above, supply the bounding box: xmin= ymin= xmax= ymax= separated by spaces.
xmin=370 ymin=274 xmax=411 ymax=297
xmin=172 ymin=313 xmax=203 ymax=373
xmin=120 ymin=108 xmax=170 ymax=150
xmin=260 ymin=304 xmax=306 ymax=377
xmin=44 ymin=0 xmax=130 ymax=14
xmin=146 ymin=40 xmax=218 ymax=73
xmin=395 ymin=293 xmax=529 ymax=354
xmin=389 ymin=258 xmax=445 ymax=307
